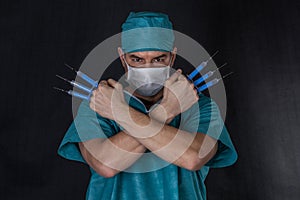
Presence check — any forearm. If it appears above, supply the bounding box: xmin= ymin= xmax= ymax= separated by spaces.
xmin=117 ymin=105 xmax=217 ymax=171
xmin=138 ymin=126 xmax=218 ymax=170
xmin=79 ymin=131 xmax=146 ymax=177
xmin=149 ymin=103 xmax=175 ymax=124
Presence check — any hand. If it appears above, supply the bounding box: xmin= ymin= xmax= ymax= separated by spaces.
xmin=160 ymin=69 xmax=199 ymax=119
xmin=89 ymin=79 xmax=127 ymax=120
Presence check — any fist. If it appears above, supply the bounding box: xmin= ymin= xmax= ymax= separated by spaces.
xmin=89 ymin=79 xmax=126 ymax=120
xmin=161 ymin=69 xmax=199 ymax=117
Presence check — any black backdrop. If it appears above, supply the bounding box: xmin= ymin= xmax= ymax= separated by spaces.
xmin=1 ymin=0 xmax=299 ymax=199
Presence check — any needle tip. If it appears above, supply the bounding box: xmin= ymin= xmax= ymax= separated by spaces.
xmin=222 ymin=71 xmax=234 ymax=79
xmin=64 ymin=63 xmax=78 ymax=72
xmin=56 ymin=74 xmax=70 ymax=83
xmin=209 ymin=50 xmax=219 ymax=60
xmin=53 ymin=86 xmax=67 ymax=93
xmin=217 ymin=62 xmax=228 ymax=70
xmin=53 ymin=86 xmax=61 ymax=91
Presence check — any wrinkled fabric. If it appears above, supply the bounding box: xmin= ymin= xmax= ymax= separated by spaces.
xmin=121 ymin=12 xmax=174 ymax=53
xmin=57 ymin=92 xmax=237 ymax=200
xmin=125 ymin=65 xmax=170 ymax=96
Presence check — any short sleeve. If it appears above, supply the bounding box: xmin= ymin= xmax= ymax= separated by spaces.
xmin=181 ymin=94 xmax=238 ymax=168
xmin=57 ymin=100 xmax=120 ymax=163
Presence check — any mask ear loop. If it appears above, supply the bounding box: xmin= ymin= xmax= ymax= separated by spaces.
xmin=168 ymin=52 xmax=174 ymax=67
xmin=122 ymin=54 xmax=128 ymax=67
xmin=166 ymin=52 xmax=175 ymax=78
xmin=121 ymin=54 xmax=132 ymax=82
xmin=123 ymin=54 xmax=133 ymax=73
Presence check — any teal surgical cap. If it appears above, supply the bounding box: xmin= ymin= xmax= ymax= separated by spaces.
xmin=121 ymin=11 xmax=175 ymax=53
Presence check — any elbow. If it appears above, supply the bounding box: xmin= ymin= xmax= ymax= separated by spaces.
xmin=94 ymin=164 xmax=119 ymax=178
xmin=185 ymin=140 xmax=218 ymax=171
xmin=98 ymin=170 xmax=118 ymax=178
xmin=185 ymin=157 xmax=204 ymax=171
xmin=78 ymin=142 xmax=119 ymax=178
xmin=183 ymin=150 xmax=206 ymax=171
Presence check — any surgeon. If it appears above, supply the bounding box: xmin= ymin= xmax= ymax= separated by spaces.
xmin=58 ymin=11 xmax=237 ymax=200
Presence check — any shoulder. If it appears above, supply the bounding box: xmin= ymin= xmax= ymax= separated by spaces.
xmin=185 ymin=93 xmax=220 ymax=116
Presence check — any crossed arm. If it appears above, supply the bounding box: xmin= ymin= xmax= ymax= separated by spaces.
xmin=78 ymin=71 xmax=218 ymax=178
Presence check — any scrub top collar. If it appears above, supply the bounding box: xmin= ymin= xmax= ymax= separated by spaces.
xmin=122 ymin=90 xmax=162 ymax=114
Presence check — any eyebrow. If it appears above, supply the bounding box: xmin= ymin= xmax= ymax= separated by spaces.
xmin=127 ymin=53 xmax=169 ymax=60
xmin=153 ymin=54 xmax=168 ymax=59
xmin=128 ymin=55 xmax=143 ymax=59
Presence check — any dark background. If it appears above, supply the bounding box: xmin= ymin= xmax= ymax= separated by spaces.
xmin=0 ymin=0 xmax=299 ymax=199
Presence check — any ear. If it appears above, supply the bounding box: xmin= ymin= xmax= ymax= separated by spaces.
xmin=170 ymin=47 xmax=177 ymax=67
xmin=118 ymin=47 xmax=127 ymax=71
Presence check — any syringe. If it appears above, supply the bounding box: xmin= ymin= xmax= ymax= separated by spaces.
xmin=197 ymin=72 xmax=234 ymax=92
xmin=187 ymin=50 xmax=219 ymax=81
xmin=193 ymin=63 xmax=227 ymax=87
xmin=56 ymin=75 xmax=93 ymax=94
xmin=65 ymin=63 xmax=98 ymax=88
xmin=53 ymin=87 xmax=91 ymax=101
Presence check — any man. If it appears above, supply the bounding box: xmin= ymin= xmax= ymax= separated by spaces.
xmin=58 ymin=11 xmax=237 ymax=200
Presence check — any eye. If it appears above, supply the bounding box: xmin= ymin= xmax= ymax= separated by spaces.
xmin=131 ymin=58 xmax=143 ymax=63
xmin=153 ymin=58 xmax=164 ymax=63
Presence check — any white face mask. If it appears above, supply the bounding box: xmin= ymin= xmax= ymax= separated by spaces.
xmin=124 ymin=57 xmax=172 ymax=96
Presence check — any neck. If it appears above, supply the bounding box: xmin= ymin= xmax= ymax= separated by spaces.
xmin=124 ymin=86 xmax=163 ymax=108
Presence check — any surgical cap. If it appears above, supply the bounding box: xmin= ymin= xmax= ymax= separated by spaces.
xmin=121 ymin=11 xmax=175 ymax=53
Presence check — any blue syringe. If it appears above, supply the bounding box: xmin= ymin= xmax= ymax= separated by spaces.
xmin=193 ymin=63 xmax=227 ymax=87
xmin=56 ymin=75 xmax=93 ymax=93
xmin=53 ymin=87 xmax=91 ymax=101
xmin=187 ymin=50 xmax=219 ymax=81
xmin=65 ymin=63 xmax=98 ymax=88
xmin=54 ymin=63 xmax=99 ymax=101
xmin=197 ymin=72 xmax=233 ymax=92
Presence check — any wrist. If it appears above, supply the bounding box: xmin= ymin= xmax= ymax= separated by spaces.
xmin=160 ymin=102 xmax=176 ymax=123
xmin=117 ymin=106 xmax=162 ymax=139
xmin=150 ymin=102 xmax=175 ymax=124
xmin=113 ymin=102 xmax=130 ymax=124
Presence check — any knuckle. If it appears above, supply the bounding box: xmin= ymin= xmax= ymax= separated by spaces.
xmin=98 ymin=85 xmax=104 ymax=91
xmin=179 ymin=74 xmax=186 ymax=80
xmin=116 ymin=83 xmax=122 ymax=89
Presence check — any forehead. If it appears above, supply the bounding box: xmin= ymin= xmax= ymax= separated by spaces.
xmin=127 ymin=51 xmax=170 ymax=58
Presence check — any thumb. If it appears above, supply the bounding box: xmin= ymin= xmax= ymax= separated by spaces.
xmin=107 ymin=78 xmax=123 ymax=90
xmin=166 ymin=69 xmax=182 ymax=85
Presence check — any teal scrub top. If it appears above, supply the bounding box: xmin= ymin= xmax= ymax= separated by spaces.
xmin=58 ymin=91 xmax=237 ymax=200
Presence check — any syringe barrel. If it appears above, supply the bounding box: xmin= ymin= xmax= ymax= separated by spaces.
xmin=69 ymin=90 xmax=90 ymax=101
xmin=71 ymin=81 xmax=93 ymax=94
xmin=198 ymin=78 xmax=219 ymax=92
xmin=187 ymin=62 xmax=205 ymax=80
xmin=193 ymin=71 xmax=213 ymax=86
xmin=77 ymin=71 xmax=98 ymax=88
